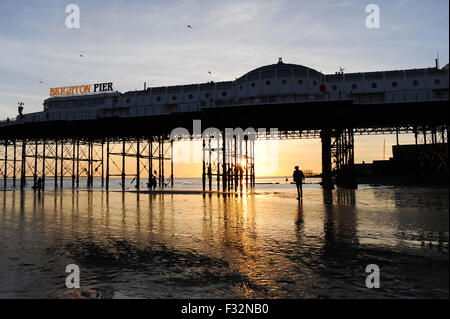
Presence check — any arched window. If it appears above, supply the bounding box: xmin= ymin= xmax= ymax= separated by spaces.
xmin=266 ymin=80 xmax=271 ymax=85
xmin=251 ymin=82 xmax=255 ymax=87
xmin=298 ymin=79 xmax=303 ymax=85
xmin=156 ymin=96 xmax=161 ymax=102
xmin=392 ymin=81 xmax=398 ymax=87
xmin=222 ymin=91 xmax=227 ymax=97
xmin=371 ymin=82 xmax=378 ymax=88
xmin=188 ymin=94 xmax=194 ymax=100
xmin=282 ymin=79 xmax=287 ymax=85
xmin=412 ymin=80 xmax=419 ymax=86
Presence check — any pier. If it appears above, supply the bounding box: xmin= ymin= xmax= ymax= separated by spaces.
xmin=1 ymin=60 xmax=449 ymax=191
xmin=1 ymin=99 xmax=448 ymax=192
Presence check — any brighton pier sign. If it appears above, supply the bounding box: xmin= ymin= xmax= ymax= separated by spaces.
xmin=49 ymin=82 xmax=113 ymax=97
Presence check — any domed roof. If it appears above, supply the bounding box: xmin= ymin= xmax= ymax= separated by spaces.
xmin=237 ymin=58 xmax=323 ymax=82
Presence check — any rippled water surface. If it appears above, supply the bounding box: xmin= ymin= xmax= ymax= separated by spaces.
xmin=0 ymin=179 xmax=448 ymax=298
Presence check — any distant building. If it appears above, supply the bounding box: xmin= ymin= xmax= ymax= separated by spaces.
xmin=355 ymin=143 xmax=448 ymax=184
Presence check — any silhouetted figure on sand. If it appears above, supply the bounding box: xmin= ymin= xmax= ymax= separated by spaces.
xmin=37 ymin=177 xmax=42 ymax=190
xmin=293 ymin=165 xmax=305 ymax=200
xmin=151 ymin=170 xmax=158 ymax=191
xmin=32 ymin=177 xmax=43 ymax=192
xmin=147 ymin=171 xmax=158 ymax=191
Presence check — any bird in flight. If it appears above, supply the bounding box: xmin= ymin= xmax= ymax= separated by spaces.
xmin=80 ymin=54 xmax=85 ymax=57
xmin=187 ymin=25 xmax=192 ymax=29
xmin=38 ymin=81 xmax=44 ymax=84
xmin=208 ymin=71 xmax=212 ymax=75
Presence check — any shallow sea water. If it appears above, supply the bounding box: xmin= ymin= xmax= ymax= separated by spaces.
xmin=0 ymin=178 xmax=448 ymax=298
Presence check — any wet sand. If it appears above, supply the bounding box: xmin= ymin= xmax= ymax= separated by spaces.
xmin=0 ymin=185 xmax=448 ymax=298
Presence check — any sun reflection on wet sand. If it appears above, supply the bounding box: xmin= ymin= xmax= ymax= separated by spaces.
xmin=0 ymin=186 xmax=448 ymax=298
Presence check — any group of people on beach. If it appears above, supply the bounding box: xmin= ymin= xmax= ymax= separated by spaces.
xmin=31 ymin=177 xmax=43 ymax=192
xmin=147 ymin=170 xmax=159 ymax=191
xmin=27 ymin=165 xmax=306 ymax=198
xmin=147 ymin=165 xmax=305 ymax=199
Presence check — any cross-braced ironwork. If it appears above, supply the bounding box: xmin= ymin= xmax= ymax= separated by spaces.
xmin=414 ymin=125 xmax=449 ymax=177
xmin=202 ymin=131 xmax=255 ymax=192
xmin=106 ymin=136 xmax=173 ymax=191
xmin=0 ymin=124 xmax=448 ymax=192
xmin=331 ymin=128 xmax=356 ymax=189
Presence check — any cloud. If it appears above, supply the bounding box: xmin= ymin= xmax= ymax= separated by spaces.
xmin=0 ymin=0 xmax=448 ymax=118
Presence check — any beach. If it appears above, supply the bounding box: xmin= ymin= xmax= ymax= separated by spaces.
xmin=0 ymin=178 xmax=448 ymax=298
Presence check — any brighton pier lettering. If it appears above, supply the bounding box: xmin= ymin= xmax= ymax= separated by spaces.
xmin=50 ymin=82 xmax=113 ymax=97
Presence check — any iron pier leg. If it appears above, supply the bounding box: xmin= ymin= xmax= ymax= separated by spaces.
xmin=13 ymin=139 xmax=17 ymax=187
xmin=90 ymin=141 xmax=94 ymax=187
xmin=245 ymin=137 xmax=248 ymax=188
xmin=349 ymin=128 xmax=356 ymax=188
xmin=20 ymin=139 xmax=26 ymax=189
xmin=87 ymin=141 xmax=91 ymax=188
xmin=202 ymin=138 xmax=206 ymax=191
xmin=217 ymin=135 xmax=220 ymax=192
xmin=161 ymin=137 xmax=164 ymax=188
xmin=230 ymin=136 xmax=234 ymax=191
xmin=76 ymin=140 xmax=80 ymax=188
xmin=54 ymin=140 xmax=58 ymax=189
xmin=321 ymin=130 xmax=333 ymax=189
xmin=148 ymin=139 xmax=152 ymax=188
xmin=136 ymin=138 xmax=140 ymax=190
xmin=33 ymin=140 xmax=38 ymax=188
xmin=3 ymin=140 xmax=7 ymax=188
xmin=158 ymin=136 xmax=162 ymax=188
xmin=228 ymin=135 xmax=232 ymax=191
xmin=170 ymin=140 xmax=174 ymax=188
xmin=222 ymin=133 xmax=227 ymax=192
xmin=72 ymin=141 xmax=76 ymax=188
xmin=208 ymin=138 xmax=212 ymax=191
xmin=41 ymin=140 xmax=45 ymax=189
xmin=234 ymin=135 xmax=239 ymax=191
xmin=122 ymin=138 xmax=126 ymax=191
xmin=251 ymin=138 xmax=255 ymax=186
xmin=101 ymin=140 xmax=104 ymax=188
xmin=332 ymin=129 xmax=356 ymax=189
xmin=60 ymin=140 xmax=64 ymax=189
xmin=106 ymin=139 xmax=110 ymax=191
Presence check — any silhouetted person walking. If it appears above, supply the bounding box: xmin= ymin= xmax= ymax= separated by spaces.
xmin=293 ymin=165 xmax=305 ymax=200
xmin=147 ymin=171 xmax=158 ymax=190
xmin=36 ymin=177 xmax=43 ymax=193
xmin=151 ymin=170 xmax=158 ymax=191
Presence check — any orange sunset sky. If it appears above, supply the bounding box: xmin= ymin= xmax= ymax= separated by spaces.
xmin=141 ymin=133 xmax=415 ymax=178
